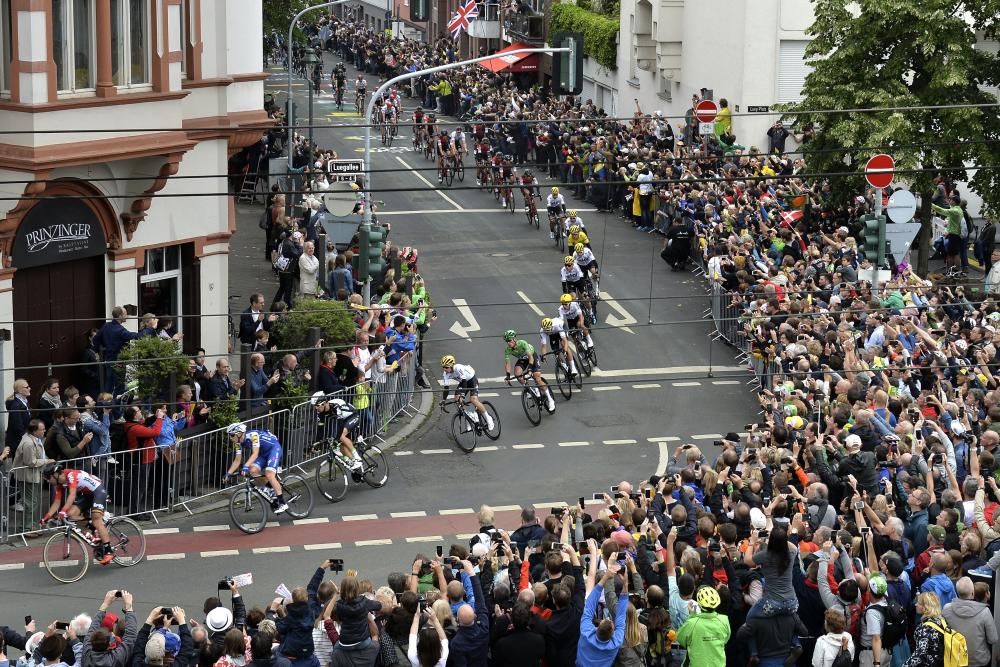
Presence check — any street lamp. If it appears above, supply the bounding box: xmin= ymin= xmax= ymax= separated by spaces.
xmin=303 ymin=48 xmax=321 ymax=147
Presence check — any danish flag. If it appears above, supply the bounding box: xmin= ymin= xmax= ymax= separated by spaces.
xmin=448 ymin=0 xmax=479 ymax=39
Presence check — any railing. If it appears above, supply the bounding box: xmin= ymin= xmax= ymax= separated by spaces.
xmin=0 ymin=357 xmax=420 ymax=544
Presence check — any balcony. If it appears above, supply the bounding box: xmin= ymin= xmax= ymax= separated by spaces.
xmin=469 ymin=3 xmax=501 ymax=39
xmin=504 ymin=12 xmax=546 ymax=44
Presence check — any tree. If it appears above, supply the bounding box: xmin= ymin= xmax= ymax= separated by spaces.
xmin=271 ymin=299 xmax=357 ymax=351
xmin=264 ymin=0 xmax=314 ymax=41
xmin=788 ymin=0 xmax=1000 ymax=275
xmin=118 ymin=337 xmax=190 ymax=402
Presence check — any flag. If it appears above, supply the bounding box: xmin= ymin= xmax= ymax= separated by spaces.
xmin=448 ymin=0 xmax=479 ymax=39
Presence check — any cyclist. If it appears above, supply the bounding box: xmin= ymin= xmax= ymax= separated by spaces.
xmin=559 ymin=293 xmax=595 ymax=348
xmin=425 ymin=113 xmax=437 ymax=139
xmin=311 ymin=392 xmax=364 ymax=472
xmin=546 ymin=187 xmax=567 ymax=239
xmin=498 ymin=154 xmax=515 ymax=209
xmin=502 ymin=330 xmax=556 ymax=412
xmin=574 ymin=242 xmax=599 ymax=283
xmin=561 ymin=255 xmax=586 ymax=295
xmin=440 ymin=355 xmax=495 ymax=431
xmin=539 ymin=317 xmax=577 ymax=377
xmin=332 ymin=64 xmax=347 ymax=108
xmin=519 ymin=169 xmax=540 ymax=208
xmin=224 ymin=423 xmax=288 ymax=514
xmin=565 ymin=209 xmax=586 ymax=233
xmin=436 ymin=130 xmax=454 ymax=183
xmin=567 ymin=224 xmax=590 ymax=249
xmin=41 ymin=463 xmax=114 ymax=564
xmin=381 ymin=96 xmax=398 ymax=132
xmin=474 ymin=136 xmax=491 ymax=186
xmin=449 ymin=126 xmax=468 ymax=163
xmin=412 ymin=106 xmax=425 ymax=139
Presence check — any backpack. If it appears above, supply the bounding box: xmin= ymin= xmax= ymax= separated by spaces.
xmin=839 ymin=599 xmax=863 ymax=640
xmin=867 ymin=600 xmax=907 ymax=649
xmin=830 ymin=636 xmax=852 ymax=667
xmin=923 ymin=619 xmax=968 ymax=667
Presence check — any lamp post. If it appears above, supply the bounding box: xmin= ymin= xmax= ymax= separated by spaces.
xmin=286 ymin=0 xmax=353 ymax=169
xmin=303 ymin=47 xmax=320 ymax=148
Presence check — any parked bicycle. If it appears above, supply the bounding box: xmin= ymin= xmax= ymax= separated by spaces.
xmin=314 ymin=436 xmax=389 ymax=503
xmin=228 ymin=470 xmax=313 ymax=534
xmin=441 ymin=396 xmax=501 ymax=453
xmin=42 ymin=515 xmax=145 ymax=584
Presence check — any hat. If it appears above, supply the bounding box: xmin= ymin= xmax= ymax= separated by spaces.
xmin=985 ymin=325 xmax=996 ymax=335
xmin=785 ymin=415 xmax=805 ymax=430
xmin=292 ymin=231 xmax=303 ymax=240
xmin=884 ymin=554 xmax=905 ymax=577
xmin=868 ymin=573 xmax=888 ymax=597
xmin=749 ymin=507 xmax=767 ymax=530
xmin=102 ymin=612 xmax=119 ymax=631
xmin=952 ymin=421 xmax=966 ymax=435
xmin=928 ymin=525 xmax=946 ymax=542
xmin=723 ymin=432 xmax=741 ymax=444
xmin=845 ymin=434 xmax=862 ymax=450
xmin=145 ymin=632 xmax=166 ymax=665
xmin=158 ymin=629 xmax=181 ymax=657
xmin=205 ymin=606 xmax=233 ymax=634
xmin=25 ymin=632 xmax=44 ymax=654
xmin=990 ymin=312 xmax=1000 ymax=322
xmin=471 ymin=542 xmax=489 ymax=558
xmin=611 ymin=529 xmax=633 ymax=548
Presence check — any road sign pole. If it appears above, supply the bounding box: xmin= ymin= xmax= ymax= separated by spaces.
xmin=871 ymin=197 xmax=881 ymax=294
xmin=875 ymin=187 xmax=883 ymax=218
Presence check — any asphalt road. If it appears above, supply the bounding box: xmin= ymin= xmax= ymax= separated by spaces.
xmin=0 ymin=57 xmax=760 ymax=630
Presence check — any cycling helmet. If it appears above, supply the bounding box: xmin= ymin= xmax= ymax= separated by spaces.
xmin=42 ymin=462 xmax=63 ymax=479
xmin=503 ymin=329 xmax=517 ymax=342
xmin=524 ymin=169 xmax=533 ymax=177
xmin=569 ymin=225 xmax=580 ymax=235
xmin=563 ymin=255 xmax=575 ymax=266
xmin=560 ymin=293 xmax=574 ymax=305
xmin=440 ymin=130 xmax=448 ymax=136
xmin=575 ymin=243 xmax=585 ymax=253
xmin=568 ymin=209 xmax=577 ymax=217
xmin=226 ymin=422 xmax=247 ymax=436
xmin=310 ymin=390 xmax=330 ymax=406
xmin=440 ymin=354 xmax=456 ymax=368
xmin=695 ymin=586 xmax=721 ymax=610
xmin=541 ymin=318 xmax=554 ymax=332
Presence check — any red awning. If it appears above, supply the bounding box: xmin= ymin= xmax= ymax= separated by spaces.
xmin=478 ymin=42 xmax=540 ymax=73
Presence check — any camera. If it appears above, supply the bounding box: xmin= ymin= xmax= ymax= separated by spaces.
xmin=328 ymin=559 xmax=344 ymax=573
xmin=713 ymin=440 xmax=723 ymax=447
xmin=708 ymin=538 xmax=721 ymax=553
xmin=217 ymin=578 xmax=234 ymax=590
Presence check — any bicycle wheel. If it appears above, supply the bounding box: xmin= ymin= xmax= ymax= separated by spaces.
xmin=282 ymin=474 xmax=314 ymax=519
xmin=386 ymin=126 xmax=394 ymax=147
xmin=521 ymin=388 xmax=542 ymax=426
xmin=316 ymin=456 xmax=349 ymax=503
xmin=587 ymin=344 xmax=598 ymax=367
xmin=507 ymin=192 xmax=515 ymax=214
xmin=43 ymin=531 xmax=90 ymax=583
xmin=555 ymin=359 xmax=573 ymax=399
xmin=451 ymin=411 xmax=478 ymax=453
xmin=533 ymin=211 xmax=540 ymax=229
xmin=572 ymin=358 xmax=584 ymax=390
xmin=229 ymin=487 xmax=268 ymax=535
xmin=360 ymin=445 xmax=389 ymax=488
xmin=457 ymin=160 xmax=465 ymax=182
xmin=481 ymin=402 xmax=502 ymax=440
xmin=577 ymin=345 xmax=593 ymax=377
xmin=445 ymin=163 xmax=454 ymax=187
xmin=107 ymin=517 xmax=145 ymax=567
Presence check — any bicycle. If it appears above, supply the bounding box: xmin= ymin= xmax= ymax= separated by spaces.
xmin=570 ymin=328 xmax=597 ymax=375
xmin=441 ymin=397 xmax=501 ymax=453
xmin=524 ymin=193 xmax=540 ymax=228
xmin=580 ymin=278 xmax=599 ymax=326
xmin=228 ymin=470 xmax=314 ymax=534
xmin=355 ymin=90 xmax=367 ymax=116
xmin=314 ymin=437 xmax=389 ymax=503
xmin=548 ymin=345 xmax=582 ymax=398
xmin=335 ymin=86 xmax=345 ymax=110
xmin=454 ymin=153 xmax=465 ymax=182
xmin=553 ymin=218 xmax=566 ymax=252
xmin=510 ymin=372 xmax=554 ymax=426
xmin=441 ymin=155 xmax=454 ymax=186
xmin=42 ymin=514 xmax=145 ymax=584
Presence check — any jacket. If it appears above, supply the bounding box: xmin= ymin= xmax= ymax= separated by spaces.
xmin=675 ymin=611 xmax=730 ymax=667
xmin=5 ymin=395 xmax=31 ymax=450
xmin=446 ymin=572 xmax=489 ymax=667
xmin=209 ymin=596 xmax=247 ymax=653
xmin=576 ymin=583 xmax=627 ymax=667
xmin=12 ymin=433 xmax=48 ymax=483
xmin=920 ymin=574 xmax=956 ymax=608
xmin=905 ymin=617 xmax=945 ymax=667
xmin=510 ymin=523 xmax=546 ymax=556
xmin=122 ymin=419 xmax=164 ymax=465
xmin=942 ymin=598 xmax=996 ymax=666
xmin=208 ymin=375 xmax=239 ymax=403
xmin=735 ymin=613 xmax=807 ymax=658
xmin=811 ymin=632 xmax=854 ymax=667
xmin=837 ymin=451 xmax=879 ymax=496
xmin=82 ymin=610 xmax=137 ymax=667
xmin=276 ymin=601 xmax=314 ymax=658
xmin=247 ymin=367 xmax=271 ymax=408
xmin=45 ymin=422 xmax=87 ymax=461
xmin=94 ymin=321 xmax=144 ymax=362
xmin=239 ymin=308 xmax=272 ymax=346
xmin=544 ymin=565 xmax=586 ymax=667
xmin=299 ymin=253 xmax=320 ymax=296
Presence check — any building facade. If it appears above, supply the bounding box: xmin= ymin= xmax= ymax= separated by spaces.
xmin=0 ymin=0 xmax=269 ymax=394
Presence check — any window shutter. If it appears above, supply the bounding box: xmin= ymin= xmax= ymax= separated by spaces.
xmin=777 ymin=40 xmax=810 ymax=103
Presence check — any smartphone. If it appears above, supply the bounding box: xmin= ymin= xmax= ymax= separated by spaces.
xmin=550 ymin=507 xmax=565 ymax=516
xmin=24 ymin=615 xmax=32 ymax=626
xmin=763 ymin=496 xmax=771 ymax=505
xmin=578 ymin=496 xmax=586 ymax=509
xmin=577 ymin=541 xmax=589 ymax=554
xmin=610 ymin=485 xmax=619 ymax=493
xmin=646 ymin=508 xmax=656 ymax=519
xmin=115 ymin=591 xmax=123 ymax=598
xmin=329 ymin=559 xmax=344 ymax=572
xmin=959 ymin=406 xmax=966 ymax=418
xmin=551 ymin=542 xmax=565 ymax=551
xmin=160 ymin=607 xmax=172 ymax=616
xmin=854 ymin=501 xmax=865 ymax=511
xmin=436 ymin=545 xmax=443 ymax=558
xmin=645 ymin=488 xmax=654 ymax=500
xmin=860 ymin=526 xmax=871 ymax=534
xmin=592 ymin=492 xmax=605 ymax=501
xmin=55 ymin=622 xmax=69 ymax=630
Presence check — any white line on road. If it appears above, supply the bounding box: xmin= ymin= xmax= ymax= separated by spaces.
xmin=647 ymin=436 xmax=680 ymax=442
xmin=478 ymin=366 xmax=744 ymax=384
xmin=405 ymin=536 xmax=443 ymax=543
xmin=342 ymin=514 xmax=379 ymax=521
xmin=293 ymin=518 xmax=330 ymax=525
xmin=592 ymin=386 xmax=621 ymax=391
xmin=510 ymin=390 xmax=521 ymax=396
xmin=0 ymin=563 xmax=25 ymax=570
xmin=691 ymin=433 xmax=723 ymax=440
xmin=395 ymin=157 xmax=461 ymax=209
xmin=671 ymin=382 xmax=701 ymax=387
xmin=632 ymin=383 xmax=661 ymax=389
xmin=604 ymin=439 xmax=638 ymax=445
xmin=356 ymin=539 xmax=393 ymax=546
xmin=144 ymin=528 xmax=180 ymax=535
xmin=253 ymin=546 xmax=292 ymax=554
xmin=712 ymin=380 xmax=741 ymax=385
xmin=558 ymin=441 xmax=591 ymax=447
xmin=455 ymin=533 xmax=477 ymax=540
xmin=193 ymin=525 xmax=230 ymax=532
xmin=479 ymin=392 xmax=499 ymax=397
xmin=477 ymin=445 xmax=499 ymax=451
xmin=420 ymin=449 xmax=453 ymax=454
xmin=492 ymin=505 xmax=522 ymax=512
xmin=517 ymin=290 xmax=547 ymax=317
xmin=304 ymin=542 xmax=343 ymax=550
xmin=265 ymin=522 xmax=280 ymax=528
xmin=656 ymin=443 xmax=670 ymax=475
xmin=147 ymin=553 xmax=185 ymax=561
xmin=439 ymin=508 xmax=474 ymax=515
xmin=512 ymin=443 xmax=545 ymax=449
xmin=393 ymin=451 xmax=414 ymax=456
xmin=201 ymin=550 xmax=240 ymax=558
xmin=391 ymin=511 xmax=428 ymax=518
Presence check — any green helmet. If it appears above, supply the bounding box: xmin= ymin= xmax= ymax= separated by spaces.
xmin=503 ymin=329 xmax=517 ymax=342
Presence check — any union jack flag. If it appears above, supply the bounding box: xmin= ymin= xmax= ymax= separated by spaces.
xmin=447 ymin=0 xmax=479 ymax=39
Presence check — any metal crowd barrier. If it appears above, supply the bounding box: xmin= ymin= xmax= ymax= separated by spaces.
xmin=1 ymin=359 xmax=421 ymax=544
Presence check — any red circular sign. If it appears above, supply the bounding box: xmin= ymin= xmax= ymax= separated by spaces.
xmin=865 ymin=154 xmax=895 ymax=189
xmin=694 ymin=100 xmax=719 ymax=124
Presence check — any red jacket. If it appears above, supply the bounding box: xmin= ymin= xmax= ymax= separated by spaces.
xmin=123 ymin=418 xmax=163 ymax=464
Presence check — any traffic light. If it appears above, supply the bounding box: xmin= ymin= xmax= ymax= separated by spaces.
xmin=358 ymin=226 xmax=387 ymax=284
xmin=862 ymin=214 xmax=887 ymax=265
xmin=552 ymin=32 xmax=584 ymax=96
xmin=411 ymin=0 xmax=428 ymax=21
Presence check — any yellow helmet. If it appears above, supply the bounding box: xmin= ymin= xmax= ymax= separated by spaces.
xmin=696 ymin=586 xmax=721 ymax=610
xmin=569 ymin=225 xmax=580 ymax=235
xmin=551 ymin=187 xmax=560 ymax=194
xmin=563 ymin=255 xmax=575 ymax=266
xmin=560 ymin=293 xmax=574 ymax=305
xmin=541 ymin=318 xmax=554 ymax=332
xmin=568 ymin=209 xmax=577 ymax=217
xmin=440 ymin=354 xmax=456 ymax=368
xmin=574 ymin=243 xmax=585 ymax=253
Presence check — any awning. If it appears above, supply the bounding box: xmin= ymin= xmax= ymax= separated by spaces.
xmin=478 ymin=42 xmax=539 ymax=73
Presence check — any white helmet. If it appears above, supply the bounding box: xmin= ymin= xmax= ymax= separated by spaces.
xmin=310 ymin=391 xmax=329 ymax=406
xmin=226 ymin=423 xmax=247 ymax=436
xmin=331 ymin=398 xmax=348 ymax=408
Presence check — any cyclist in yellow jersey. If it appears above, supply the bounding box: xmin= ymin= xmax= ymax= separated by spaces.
xmin=567 ymin=225 xmax=590 ymax=248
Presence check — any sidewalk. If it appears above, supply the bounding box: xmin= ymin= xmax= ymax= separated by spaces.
xmin=230 ymin=203 xmax=280 ymax=311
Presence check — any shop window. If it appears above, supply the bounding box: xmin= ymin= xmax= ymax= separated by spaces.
xmin=140 ymin=246 xmax=182 ymax=332
xmin=53 ymin=0 xmax=96 ymax=93
xmin=111 ymin=0 xmax=151 ymax=88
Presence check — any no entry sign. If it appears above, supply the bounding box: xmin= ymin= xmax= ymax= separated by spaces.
xmin=865 ymin=154 xmax=895 ymax=189
xmin=694 ymin=100 xmax=719 ymax=124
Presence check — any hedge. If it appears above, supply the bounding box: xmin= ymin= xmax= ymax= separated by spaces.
xmin=550 ymin=3 xmax=619 ymax=70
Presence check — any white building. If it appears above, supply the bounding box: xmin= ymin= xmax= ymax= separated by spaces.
xmin=0 ymin=0 xmax=269 ymax=393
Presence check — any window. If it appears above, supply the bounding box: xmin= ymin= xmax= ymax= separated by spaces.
xmin=52 ymin=0 xmax=95 ymax=93
xmin=140 ymin=246 xmax=182 ymax=333
xmin=0 ymin=0 xmax=10 ymax=93
xmin=777 ymin=40 xmax=811 ymax=103
xmin=111 ymin=0 xmax=150 ymax=87
xmin=179 ymin=0 xmax=187 ymax=78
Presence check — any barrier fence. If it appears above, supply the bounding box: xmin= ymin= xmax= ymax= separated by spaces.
xmin=0 ymin=354 xmax=418 ymax=544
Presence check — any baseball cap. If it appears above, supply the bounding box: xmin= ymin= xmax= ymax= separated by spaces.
xmin=928 ymin=525 xmax=946 ymax=542
xmin=750 ymin=507 xmax=767 ymax=530
xmin=868 ymin=573 xmax=888 ymax=597
xmin=158 ymin=629 xmax=181 ymax=657
xmin=845 ymin=434 xmax=862 ymax=450
xmin=101 ymin=612 xmax=118 ymax=631
xmin=205 ymin=606 xmax=233 ymax=633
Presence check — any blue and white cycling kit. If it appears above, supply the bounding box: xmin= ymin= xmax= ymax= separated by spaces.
xmin=239 ymin=430 xmax=283 ymax=471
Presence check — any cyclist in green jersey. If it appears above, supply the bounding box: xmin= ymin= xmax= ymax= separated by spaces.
xmin=502 ymin=329 xmax=555 ymax=412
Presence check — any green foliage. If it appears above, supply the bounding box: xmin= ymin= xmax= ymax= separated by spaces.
xmin=264 ymin=0 xmax=314 ymax=43
xmin=271 ymin=377 xmax=311 ymax=413
xmin=118 ymin=337 xmax=189 ymax=401
xmin=271 ymin=299 xmax=356 ymax=351
xmin=573 ymin=0 xmax=618 ymax=16
xmin=208 ymin=394 xmax=240 ymax=429
xmin=550 ymin=4 xmax=619 ymax=69
xmin=787 ymin=0 xmax=1000 ymax=274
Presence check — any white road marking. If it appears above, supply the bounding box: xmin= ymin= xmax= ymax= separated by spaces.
xmin=144 ymin=527 xmax=180 ymax=535
xmin=393 ymin=451 xmax=415 ymax=456
xmin=253 ymin=546 xmax=292 ymax=554
xmin=632 ymin=383 xmax=661 ymax=389
xmin=193 ymin=525 xmax=230 ymax=532
xmin=478 ymin=366 xmax=744 ymax=383
xmin=395 ymin=156 xmax=461 ymax=209
xmin=0 ymin=563 xmax=25 ymax=570
xmin=492 ymin=505 xmax=522 ymax=512
xmin=147 ymin=553 xmax=185 ymax=561
xmin=420 ymin=449 xmax=453 ymax=454
xmin=479 ymin=392 xmax=499 ymax=397
xmin=648 ymin=436 xmax=680 ymax=442
xmin=600 ymin=291 xmax=638 ymax=334
xmin=265 ymin=522 xmax=280 ymax=528
xmin=448 ymin=298 xmax=481 ymax=339
xmin=510 ymin=390 xmax=521 ymax=396
xmin=201 ymin=550 xmax=240 ymax=558
xmin=440 ymin=508 xmax=474 ymax=515
xmin=293 ymin=518 xmax=330 ymax=525
xmin=712 ymin=380 xmax=741 ymax=385
xmin=517 ymin=290 xmax=547 ymax=317
xmin=691 ymin=433 xmax=723 ymax=440
xmin=356 ymin=539 xmax=393 ymax=546
xmin=656 ymin=442 xmax=670 ymax=475
xmin=343 ymin=514 xmax=379 ymax=521
xmin=405 ymin=536 xmax=443 ymax=543
xmin=455 ymin=533 xmax=477 ymax=540
xmin=604 ymin=439 xmax=638 ymax=445
xmin=512 ymin=443 xmax=544 ymax=449
xmin=592 ymin=385 xmax=621 ymax=391
xmin=304 ymin=542 xmax=343 ymax=550
xmin=672 ymin=381 xmax=701 ymax=387
xmin=477 ymin=445 xmax=499 ymax=451
xmin=391 ymin=511 xmax=428 ymax=518
xmin=558 ymin=441 xmax=591 ymax=447
xmin=41 ymin=560 xmax=79 ymax=568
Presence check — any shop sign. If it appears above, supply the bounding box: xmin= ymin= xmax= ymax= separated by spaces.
xmin=12 ymin=198 xmax=107 ymax=269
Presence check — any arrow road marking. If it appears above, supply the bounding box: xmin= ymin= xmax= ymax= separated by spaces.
xmin=517 ymin=290 xmax=547 ymax=317
xmin=448 ymin=298 xmax=481 ymax=339
xmin=600 ymin=291 xmax=637 ymax=334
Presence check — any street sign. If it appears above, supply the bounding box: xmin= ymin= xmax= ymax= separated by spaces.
xmin=327 ymin=159 xmax=365 ymax=182
xmin=865 ymin=154 xmax=895 ymax=189
xmin=887 ymin=189 xmax=917 ymax=223
xmin=698 ymin=122 xmax=714 ymax=136
xmin=883 ymin=222 xmax=923 ymax=265
xmin=695 ymin=100 xmax=719 ymax=124
xmin=747 ymin=105 xmax=770 ymax=113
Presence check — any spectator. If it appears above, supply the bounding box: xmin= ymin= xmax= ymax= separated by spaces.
xmin=38 ymin=378 xmax=63 ymax=430
xmin=247 ymin=354 xmax=280 ymax=409
xmin=205 ymin=359 xmax=246 ymax=404
xmin=907 ymin=592 xmax=947 ymax=666
xmin=920 ymin=552 xmax=957 ymax=608
xmin=444 ymin=559 xmax=489 ymax=666
xmin=11 ymin=419 xmax=52 ymax=528
xmin=94 ymin=307 xmax=146 ymax=396
xmin=577 ymin=556 xmax=627 ymax=666
xmin=810 ymin=608 xmax=854 ymax=667
xmin=941 ymin=577 xmax=996 ymax=667
xmin=407 ymin=608 xmax=448 ymax=666
xmin=298 ymin=241 xmax=320 ymax=298
xmin=239 ymin=294 xmax=275 ymax=347
xmin=82 ymin=590 xmax=137 ymax=667
xmin=675 ymin=586 xmax=730 ymax=667
xmin=5 ymin=378 xmax=32 ymax=458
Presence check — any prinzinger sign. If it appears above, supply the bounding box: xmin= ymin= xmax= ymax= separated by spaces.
xmin=24 ymin=223 xmax=93 ymax=253
xmin=12 ymin=198 xmax=107 ymax=269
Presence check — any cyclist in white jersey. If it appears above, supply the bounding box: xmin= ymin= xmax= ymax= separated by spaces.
xmin=560 ymin=255 xmax=586 ymax=294
xmin=449 ymin=128 xmax=468 ymax=161
xmin=539 ymin=317 xmax=577 ymax=377
xmin=547 ymin=187 xmax=567 ymax=239
xmin=440 ymin=355 xmax=495 ymax=431
xmin=574 ymin=242 xmax=599 ymax=282
xmin=564 ymin=209 xmax=586 ymax=234
xmin=559 ymin=293 xmax=595 ymax=348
